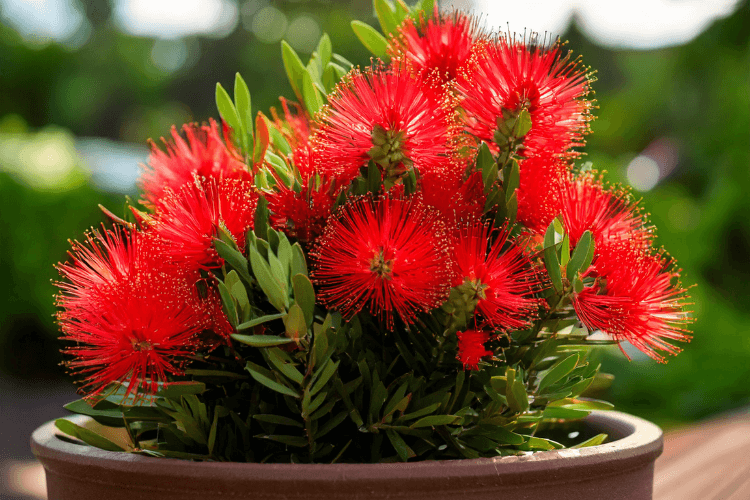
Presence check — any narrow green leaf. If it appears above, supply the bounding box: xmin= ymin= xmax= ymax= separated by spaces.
xmin=231 ymin=334 xmax=293 ymax=347
xmin=253 ymin=414 xmax=304 ymax=428
xmin=291 ymin=243 xmax=308 ymax=278
xmin=581 ymin=234 xmax=596 ymax=274
xmin=351 ymin=20 xmax=389 ymax=59
xmin=400 ymin=402 xmax=440 ymax=421
xmin=236 ymin=313 xmax=285 ymax=331
xmin=54 ymin=419 xmax=126 ymax=452
xmin=317 ymin=33 xmax=332 ymax=68
xmin=302 ymin=69 xmax=324 ymax=116
xmin=217 ymin=279 xmax=238 ymax=329
xmin=310 ymin=360 xmax=339 ymax=396
xmin=543 ymin=407 xmax=590 ymax=420
xmin=539 ymin=354 xmax=580 ymax=393
xmin=281 ymin=40 xmax=306 ymax=98
xmin=544 ymin=222 xmax=563 ymax=292
xmin=254 ymin=196 xmax=269 ymax=240
xmin=207 ymin=408 xmax=220 ymax=456
xmin=522 ymin=436 xmax=564 ymax=451
xmin=284 ymin=303 xmax=307 ymax=341
xmin=234 ymin=73 xmax=252 ymax=151
xmin=386 ymin=429 xmax=415 ymax=461
xmin=316 ymin=411 xmax=348 ymax=440
xmin=505 ymin=368 xmax=529 ymax=413
xmin=248 ymin=244 xmax=287 ymax=313
xmin=215 ymin=82 xmax=241 ymax=135
xmin=292 ymin=274 xmax=315 ymax=327
xmin=550 ymin=398 xmax=615 ymax=411
xmin=409 ymin=415 xmax=460 ymax=428
xmin=516 ymin=108 xmax=532 ymax=137
xmin=267 ymin=348 xmax=304 ymax=385
xmin=374 ymin=0 xmax=398 ymax=35
xmin=560 ymin=233 xmax=571 ymax=268
xmin=214 ymin=238 xmax=252 ymax=286
xmin=572 ymin=433 xmax=608 ymax=449
xmin=504 ymin=160 xmax=520 ymax=203
xmin=567 ymin=230 xmax=593 ymax=280
xmin=245 ymin=362 xmax=300 ymax=398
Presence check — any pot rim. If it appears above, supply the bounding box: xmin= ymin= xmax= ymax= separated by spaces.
xmin=32 ymin=410 xmax=662 ymax=487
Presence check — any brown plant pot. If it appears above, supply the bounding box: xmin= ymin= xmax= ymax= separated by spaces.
xmin=31 ymin=410 xmax=662 ymax=500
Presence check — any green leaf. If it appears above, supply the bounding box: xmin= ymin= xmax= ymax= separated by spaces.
xmin=215 ymin=82 xmax=241 ymax=136
xmin=248 ymin=244 xmax=287 ymax=312
xmin=572 ymin=433 xmax=608 ymax=448
xmin=316 ymin=411 xmax=349 ymax=440
xmin=400 ymin=402 xmax=440 ymax=421
xmin=504 ymin=160 xmax=520 ymax=203
xmin=516 ymin=108 xmax=532 ymax=137
xmin=478 ymin=142 xmax=497 ymax=192
xmin=253 ymin=414 xmax=304 ymax=428
xmin=281 ymin=40 xmax=306 ymax=99
xmin=234 ymin=73 xmax=252 ymax=152
xmin=317 ymin=33 xmax=332 ymax=68
xmin=157 ymin=381 xmax=206 ymax=399
xmin=351 ymin=20 xmax=389 ymax=59
xmin=542 ymin=406 xmax=591 ymax=420
xmin=54 ymin=419 xmax=126 ymax=452
xmin=217 ymin=279 xmax=238 ymax=329
xmin=412 ymin=0 xmax=436 ymax=17
xmin=254 ymin=196 xmax=269 ymax=241
xmin=560 ymin=233 xmax=570 ymax=268
xmin=374 ymin=0 xmax=398 ymax=35
xmin=544 ymin=222 xmax=563 ymax=292
xmin=505 ymin=368 xmax=529 ymax=413
xmin=267 ymin=348 xmax=304 ymax=385
xmin=521 ymin=436 xmax=564 ymax=451
xmin=505 ymin=191 xmax=518 ymax=227
xmin=284 ymin=303 xmax=307 ymax=341
xmin=302 ymin=69 xmax=324 ymax=116
xmin=207 ymin=408 xmax=220 ymax=456
xmin=409 ymin=415 xmax=460 ymax=428
xmin=292 ymin=274 xmax=315 ymax=327
xmin=236 ymin=313 xmax=285 ymax=332
xmin=214 ymin=238 xmax=252 ymax=286
xmin=387 ymin=429 xmax=415 ymax=461
xmin=231 ymin=334 xmax=293 ymax=347
xmin=245 ymin=362 xmax=300 ymax=398
xmin=291 ymin=243 xmax=308 ymax=278
xmin=538 ymin=354 xmax=580 ymax=393
xmin=550 ymin=398 xmax=615 ymax=411
xmin=310 ymin=360 xmax=339 ymax=396
xmin=567 ymin=230 xmax=593 ymax=280
xmin=582 ymin=234 xmax=596 ymax=275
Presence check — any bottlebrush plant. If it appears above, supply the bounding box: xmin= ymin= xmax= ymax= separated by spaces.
xmin=54 ymin=0 xmax=693 ymax=463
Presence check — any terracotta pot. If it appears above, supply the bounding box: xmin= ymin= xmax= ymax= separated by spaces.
xmin=31 ymin=410 xmax=662 ymax=500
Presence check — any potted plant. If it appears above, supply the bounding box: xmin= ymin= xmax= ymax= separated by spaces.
xmin=32 ymin=1 xmax=692 ymax=498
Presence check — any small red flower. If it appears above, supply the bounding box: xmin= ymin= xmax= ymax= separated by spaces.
xmin=389 ymin=10 xmax=482 ymax=84
xmin=312 ymin=67 xmax=455 ymax=185
xmin=311 ymin=196 xmax=452 ymax=328
xmin=139 ymin=119 xmax=251 ymax=207
xmin=153 ymin=177 xmax=257 ymax=269
xmin=266 ymin=173 xmax=340 ymax=245
xmin=573 ymin=250 xmax=692 ymax=362
xmin=420 ymin=169 xmax=485 ymax=228
xmin=452 ymin=222 xmax=542 ymax=331
xmin=56 ymin=228 xmax=209 ymax=399
xmin=516 ymin=154 xmax=569 ymax=234
xmin=456 ymin=36 xmax=592 ymax=159
xmin=456 ymin=329 xmax=492 ymax=370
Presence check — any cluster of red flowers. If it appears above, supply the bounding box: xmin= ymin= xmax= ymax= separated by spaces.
xmin=55 ymin=7 xmax=691 ymax=399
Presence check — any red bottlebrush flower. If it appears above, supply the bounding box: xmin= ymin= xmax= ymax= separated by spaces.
xmin=388 ymin=10 xmax=482 ymax=84
xmin=139 ymin=119 xmax=251 ymax=207
xmin=456 ymin=329 xmax=493 ymax=370
xmin=312 ymin=67 xmax=455 ymax=186
xmin=456 ymin=35 xmax=592 ymax=159
xmin=420 ymin=169 xmax=485 ymax=228
xmin=573 ymin=250 xmax=692 ymax=362
xmin=270 ymin=98 xmax=312 ymax=153
xmin=560 ymin=173 xmax=651 ymax=273
xmin=311 ymin=196 xmax=452 ymax=328
xmin=516 ymin=154 xmax=569 ymax=234
xmin=266 ymin=173 xmax=340 ymax=245
xmin=153 ymin=177 xmax=257 ymax=269
xmin=452 ymin=222 xmax=542 ymax=331
xmin=56 ymin=228 xmax=209 ymax=399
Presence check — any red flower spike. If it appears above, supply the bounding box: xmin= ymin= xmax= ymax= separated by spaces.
xmin=153 ymin=177 xmax=257 ymax=269
xmin=388 ymin=10 xmax=483 ymax=84
xmin=573 ymin=251 xmax=692 ymax=362
xmin=312 ymin=67 xmax=455 ymax=186
xmin=311 ymin=196 xmax=452 ymax=328
xmin=420 ymin=169 xmax=485 ymax=228
xmin=456 ymin=35 xmax=592 ymax=159
xmin=456 ymin=329 xmax=493 ymax=370
xmin=452 ymin=222 xmax=543 ymax=332
xmin=266 ymin=173 xmax=340 ymax=245
xmin=56 ymin=228 xmax=209 ymax=399
xmin=516 ymin=154 xmax=569 ymax=234
xmin=139 ymin=119 xmax=251 ymax=207
xmin=560 ymin=173 xmax=651 ymax=274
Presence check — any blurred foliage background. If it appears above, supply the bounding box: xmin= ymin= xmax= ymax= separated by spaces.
xmin=0 ymin=0 xmax=748 ymax=428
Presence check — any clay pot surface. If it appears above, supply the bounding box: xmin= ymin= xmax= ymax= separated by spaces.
xmin=32 ymin=410 xmax=662 ymax=500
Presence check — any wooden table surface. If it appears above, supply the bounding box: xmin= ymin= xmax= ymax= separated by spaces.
xmin=654 ymin=411 xmax=750 ymax=500
xmin=5 ymin=411 xmax=750 ymax=499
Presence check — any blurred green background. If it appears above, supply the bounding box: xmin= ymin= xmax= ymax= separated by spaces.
xmin=1 ymin=0 xmax=748 ymax=430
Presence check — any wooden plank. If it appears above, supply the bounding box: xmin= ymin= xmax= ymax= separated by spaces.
xmin=654 ymin=411 xmax=750 ymax=500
